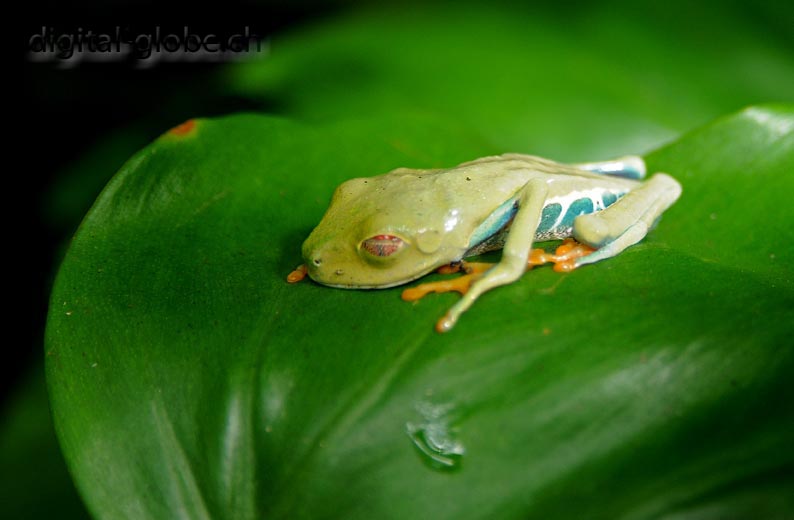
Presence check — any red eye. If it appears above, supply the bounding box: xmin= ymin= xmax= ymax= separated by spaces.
xmin=361 ymin=235 xmax=404 ymax=257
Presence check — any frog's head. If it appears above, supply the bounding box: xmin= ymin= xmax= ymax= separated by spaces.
xmin=301 ymin=171 xmax=464 ymax=288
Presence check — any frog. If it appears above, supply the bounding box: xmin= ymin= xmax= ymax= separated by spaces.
xmin=288 ymin=153 xmax=681 ymax=332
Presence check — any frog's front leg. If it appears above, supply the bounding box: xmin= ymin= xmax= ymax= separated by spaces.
xmin=435 ymin=178 xmax=549 ymax=332
xmin=572 ymin=173 xmax=681 ymax=267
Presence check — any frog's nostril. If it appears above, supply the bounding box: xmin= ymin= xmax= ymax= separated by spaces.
xmin=313 ymin=258 xmax=322 ymax=266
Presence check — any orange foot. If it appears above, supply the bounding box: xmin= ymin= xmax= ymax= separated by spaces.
xmin=401 ymin=238 xmax=596 ymax=301
xmin=402 ymin=262 xmax=492 ymax=301
xmin=287 ymin=264 xmax=308 ymax=283
xmin=528 ymin=238 xmax=595 ymax=273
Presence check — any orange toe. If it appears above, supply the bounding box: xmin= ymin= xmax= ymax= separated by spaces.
xmin=527 ymin=238 xmax=596 ymax=272
xmin=402 ymin=261 xmax=493 ymax=301
xmin=287 ymin=264 xmax=308 ymax=283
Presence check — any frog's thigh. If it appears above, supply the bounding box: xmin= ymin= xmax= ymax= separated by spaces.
xmin=437 ymin=178 xmax=548 ymax=332
xmin=572 ymin=173 xmax=681 ymax=267
xmin=573 ymin=155 xmax=646 ymax=180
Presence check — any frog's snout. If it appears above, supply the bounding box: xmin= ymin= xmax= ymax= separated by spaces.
xmin=308 ymin=256 xmax=343 ymax=276
xmin=302 ymin=244 xmax=337 ymax=283
xmin=306 ymin=255 xmax=324 ymax=281
xmin=308 ymin=255 xmax=343 ymax=277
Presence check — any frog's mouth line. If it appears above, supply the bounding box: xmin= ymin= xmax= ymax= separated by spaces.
xmin=309 ymin=265 xmax=443 ymax=290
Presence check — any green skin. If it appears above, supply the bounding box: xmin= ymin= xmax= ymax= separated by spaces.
xmin=302 ymin=153 xmax=681 ymax=331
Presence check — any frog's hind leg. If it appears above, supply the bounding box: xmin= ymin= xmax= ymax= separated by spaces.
xmin=572 ymin=173 xmax=681 ymax=267
xmin=573 ymin=155 xmax=647 ymax=180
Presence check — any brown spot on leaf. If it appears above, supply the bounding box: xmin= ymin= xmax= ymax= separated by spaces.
xmin=168 ymin=119 xmax=197 ymax=136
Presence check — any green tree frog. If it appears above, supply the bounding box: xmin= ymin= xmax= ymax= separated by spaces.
xmin=288 ymin=154 xmax=681 ymax=332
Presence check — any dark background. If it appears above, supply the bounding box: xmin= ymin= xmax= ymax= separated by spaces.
xmin=16 ymin=0 xmax=344 ymax=401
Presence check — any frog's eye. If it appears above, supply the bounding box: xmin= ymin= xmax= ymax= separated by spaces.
xmin=361 ymin=235 xmax=405 ymax=257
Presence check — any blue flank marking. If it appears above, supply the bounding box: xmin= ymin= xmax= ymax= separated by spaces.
xmin=560 ymin=198 xmax=594 ymax=227
xmin=537 ymin=203 xmax=563 ymax=234
xmin=580 ymin=163 xmax=644 ymax=180
xmin=469 ymin=190 xmax=626 ymax=248
xmin=600 ymin=165 xmax=644 ymax=179
xmin=602 ymin=191 xmax=618 ymax=207
xmin=468 ymin=198 xmax=517 ymax=248
xmin=622 ymin=165 xmax=643 ymax=180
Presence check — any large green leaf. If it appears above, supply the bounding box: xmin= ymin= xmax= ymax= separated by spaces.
xmin=46 ymin=104 xmax=793 ymax=519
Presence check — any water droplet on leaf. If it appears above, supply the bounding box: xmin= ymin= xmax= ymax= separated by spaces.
xmin=406 ymin=401 xmax=464 ymax=471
